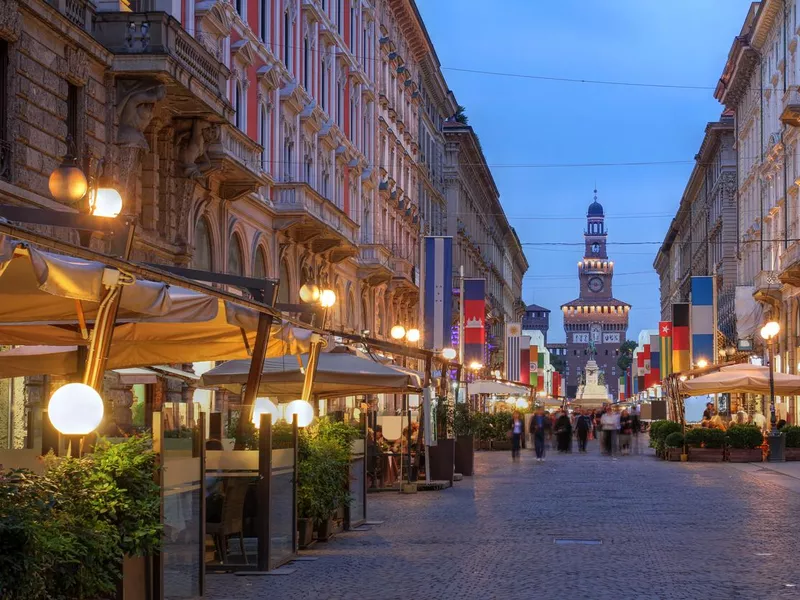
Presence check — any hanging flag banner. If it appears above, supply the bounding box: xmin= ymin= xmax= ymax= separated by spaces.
xmin=530 ymin=345 xmax=539 ymax=389
xmin=618 ymin=375 xmax=625 ymax=401
xmin=691 ymin=276 xmax=715 ymax=366
xmin=537 ymin=350 xmax=545 ymax=393
xmin=423 ymin=237 xmax=453 ymax=351
xmin=505 ymin=322 xmax=522 ymax=381
xmin=643 ymin=344 xmax=652 ymax=378
xmin=553 ymin=371 xmax=561 ymax=398
xmin=649 ymin=333 xmax=661 ymax=387
xmin=672 ymin=302 xmax=691 ymax=373
xmin=636 ymin=349 xmax=645 ymax=393
xmin=626 ymin=366 xmax=632 ymax=399
xmin=463 ymin=279 xmax=486 ymax=366
xmin=659 ymin=321 xmax=673 ymax=377
xmin=519 ymin=336 xmax=531 ymax=385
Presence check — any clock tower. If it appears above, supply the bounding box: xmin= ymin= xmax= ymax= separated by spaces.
xmin=561 ymin=191 xmax=630 ymax=400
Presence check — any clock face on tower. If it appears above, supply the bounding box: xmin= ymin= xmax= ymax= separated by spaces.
xmin=591 ymin=243 xmax=600 ymax=254
xmin=591 ymin=323 xmax=602 ymax=342
xmin=588 ymin=276 xmax=604 ymax=293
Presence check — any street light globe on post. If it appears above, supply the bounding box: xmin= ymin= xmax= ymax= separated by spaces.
xmin=319 ymin=289 xmax=336 ymax=308
xmin=441 ymin=347 xmax=457 ymax=361
xmin=390 ymin=325 xmax=406 ymax=340
xmin=48 ymin=383 xmax=104 ymax=435
xmin=285 ymin=399 xmax=314 ymax=427
xmin=696 ymin=358 xmax=708 ymax=369
xmin=761 ymin=321 xmax=780 ymax=340
xmin=299 ymin=283 xmax=321 ymax=304
xmin=48 ymin=159 xmax=88 ymax=204
xmin=251 ymin=397 xmax=280 ymax=428
xmin=91 ymin=186 xmax=123 ymax=217
xmin=405 ymin=328 xmax=420 ymax=343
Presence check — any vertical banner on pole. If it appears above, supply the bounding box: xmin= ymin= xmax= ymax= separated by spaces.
xmin=536 ymin=352 xmax=545 ymax=393
xmin=530 ymin=345 xmax=539 ymax=390
xmin=643 ymin=344 xmax=652 ymax=388
xmin=618 ymin=375 xmax=625 ymax=401
xmin=463 ymin=279 xmax=486 ymax=366
xmin=649 ymin=333 xmax=661 ymax=387
xmin=519 ymin=336 xmax=531 ymax=385
xmin=505 ymin=322 xmax=521 ymax=381
xmin=423 ymin=236 xmax=453 ymax=351
xmin=672 ymin=303 xmax=691 ymax=373
xmin=690 ymin=276 xmax=715 ymax=366
xmin=659 ymin=321 xmax=673 ymax=377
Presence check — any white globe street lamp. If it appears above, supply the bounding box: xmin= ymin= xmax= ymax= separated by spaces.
xmin=48 ymin=383 xmax=104 ymax=436
xmin=285 ymin=399 xmax=314 ymax=427
xmin=252 ymin=397 xmax=280 ymax=428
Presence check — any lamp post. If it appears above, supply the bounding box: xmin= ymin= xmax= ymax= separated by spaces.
xmin=47 ymin=382 xmax=104 ymax=457
xmin=760 ymin=320 xmax=784 ymax=462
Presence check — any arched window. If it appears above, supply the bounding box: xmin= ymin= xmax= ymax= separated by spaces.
xmin=254 ymin=246 xmax=268 ymax=280
xmin=361 ymin=296 xmax=370 ymax=332
xmin=193 ymin=218 xmax=213 ymax=272
xmin=228 ymin=235 xmax=244 ymax=275
xmin=347 ymin=291 xmax=356 ymax=331
xmin=277 ymin=259 xmax=291 ymax=303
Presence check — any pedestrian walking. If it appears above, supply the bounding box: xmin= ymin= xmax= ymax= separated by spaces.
xmin=575 ymin=409 xmax=591 ymax=453
xmin=530 ymin=408 xmax=552 ymax=462
xmin=600 ymin=407 xmax=617 ymax=456
xmin=510 ymin=410 xmax=524 ymax=460
xmin=619 ymin=409 xmax=633 ymax=455
xmin=555 ymin=410 xmax=572 ymax=453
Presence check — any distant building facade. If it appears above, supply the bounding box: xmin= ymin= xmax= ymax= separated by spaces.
xmin=562 ymin=194 xmax=630 ymax=399
xmin=522 ymin=303 xmax=550 ymax=343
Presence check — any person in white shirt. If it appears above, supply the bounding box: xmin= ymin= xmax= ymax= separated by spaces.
xmin=600 ymin=408 xmax=618 ymax=456
xmin=753 ymin=411 xmax=768 ymax=433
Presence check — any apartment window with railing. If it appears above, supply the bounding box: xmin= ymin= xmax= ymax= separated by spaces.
xmin=0 ymin=40 xmax=8 ymax=182
xmin=233 ymin=82 xmax=244 ymax=130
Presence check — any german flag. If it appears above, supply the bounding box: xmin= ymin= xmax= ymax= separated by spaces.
xmin=672 ymin=303 xmax=690 ymax=373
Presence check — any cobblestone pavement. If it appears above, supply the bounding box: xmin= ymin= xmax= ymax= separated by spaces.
xmin=206 ymin=438 xmax=800 ymax=600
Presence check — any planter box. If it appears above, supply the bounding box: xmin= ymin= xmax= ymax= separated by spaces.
xmin=316 ymin=517 xmax=334 ymax=542
xmin=688 ymin=447 xmax=724 ymax=462
xmin=454 ymin=436 xmax=475 ymax=476
xmin=122 ymin=555 xmax=147 ymax=599
xmin=727 ymin=448 xmax=763 ymax=462
xmin=478 ymin=439 xmax=491 ymax=450
xmin=491 ymin=440 xmax=512 ymax=451
xmin=298 ymin=518 xmax=314 ymax=549
xmin=428 ymin=438 xmax=455 ymax=482
xmin=666 ymin=448 xmax=682 ymax=462
xmin=785 ymin=447 xmax=800 ymax=461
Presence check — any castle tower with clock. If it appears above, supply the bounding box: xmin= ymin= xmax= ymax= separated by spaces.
xmin=561 ymin=192 xmax=630 ymax=400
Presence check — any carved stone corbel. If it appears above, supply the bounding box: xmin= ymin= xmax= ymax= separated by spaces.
xmin=65 ymin=47 xmax=89 ymax=87
xmin=0 ymin=0 xmax=21 ymax=43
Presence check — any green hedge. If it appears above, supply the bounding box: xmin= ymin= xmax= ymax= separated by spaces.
xmin=649 ymin=420 xmax=681 ymax=451
xmin=685 ymin=427 xmax=726 ymax=449
xmin=664 ymin=432 xmax=684 ymax=448
xmin=725 ymin=425 xmax=763 ymax=449
xmin=784 ymin=425 xmax=800 ymax=448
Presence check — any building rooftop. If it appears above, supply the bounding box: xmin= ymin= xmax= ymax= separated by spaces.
xmin=525 ymin=303 xmax=551 ymax=313
xmin=561 ymin=297 xmax=631 ymax=308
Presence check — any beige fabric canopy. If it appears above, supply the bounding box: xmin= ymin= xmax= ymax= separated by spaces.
xmin=678 ymin=363 xmax=800 ymax=396
xmin=0 ymin=238 xmax=314 ymax=376
xmin=468 ymin=380 xmax=529 ymax=396
xmin=200 ymin=350 xmax=423 ymax=397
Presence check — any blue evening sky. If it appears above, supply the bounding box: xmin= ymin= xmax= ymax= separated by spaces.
xmin=418 ymin=0 xmax=754 ymax=342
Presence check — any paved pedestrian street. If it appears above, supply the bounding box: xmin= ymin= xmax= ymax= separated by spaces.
xmin=207 ymin=440 xmax=800 ymax=600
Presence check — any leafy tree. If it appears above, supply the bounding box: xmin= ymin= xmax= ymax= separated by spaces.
xmin=550 ymin=353 xmax=566 ymax=374
xmin=617 ymin=339 xmax=638 ymax=372
xmin=454 ymin=105 xmax=468 ymax=124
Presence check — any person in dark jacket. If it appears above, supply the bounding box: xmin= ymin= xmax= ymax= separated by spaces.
xmin=555 ymin=411 xmax=572 ymax=453
xmin=575 ymin=409 xmax=591 ymax=453
xmin=529 ymin=408 xmax=552 ymax=462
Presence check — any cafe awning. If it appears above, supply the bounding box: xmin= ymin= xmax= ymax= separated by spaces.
xmin=200 ymin=349 xmax=423 ymax=396
xmin=467 ymin=380 xmax=529 ymax=396
xmin=678 ymin=363 xmax=800 ymax=396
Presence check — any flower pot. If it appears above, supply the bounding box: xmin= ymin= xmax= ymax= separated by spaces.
xmin=688 ymin=447 xmax=724 ymax=462
xmin=455 ymin=435 xmax=475 ymax=476
xmin=298 ymin=518 xmax=314 ymax=549
xmin=727 ymin=448 xmax=763 ymax=462
xmin=428 ymin=438 xmax=455 ymax=482
xmin=666 ymin=448 xmax=682 ymax=461
xmin=491 ymin=440 xmax=512 ymax=451
xmin=785 ymin=447 xmax=800 ymax=461
xmin=315 ymin=517 xmax=334 ymax=542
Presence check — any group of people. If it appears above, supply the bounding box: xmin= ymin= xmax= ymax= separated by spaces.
xmin=510 ymin=405 xmax=641 ymax=460
xmin=701 ymin=402 xmax=786 ymax=432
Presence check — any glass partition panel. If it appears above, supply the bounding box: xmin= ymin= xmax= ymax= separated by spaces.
xmin=205 ymin=450 xmax=259 ymax=569
xmin=348 ymin=438 xmax=366 ymax=527
xmin=270 ymin=446 xmax=295 ymax=569
xmin=161 ymin=435 xmax=202 ymax=598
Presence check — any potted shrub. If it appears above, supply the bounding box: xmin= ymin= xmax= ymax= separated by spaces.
xmin=453 ymin=403 xmax=475 ymax=476
xmin=784 ymin=426 xmax=800 ymax=460
xmin=686 ymin=428 xmax=725 ymax=462
xmin=649 ymin=420 xmax=681 ymax=458
xmin=490 ymin=412 xmax=513 ymax=451
xmin=726 ymin=425 xmax=764 ymax=462
xmin=298 ymin=429 xmax=352 ymax=544
xmin=473 ymin=413 xmax=493 ymax=450
xmin=429 ymin=398 xmax=456 ymax=482
xmin=664 ymin=432 xmax=684 ymax=461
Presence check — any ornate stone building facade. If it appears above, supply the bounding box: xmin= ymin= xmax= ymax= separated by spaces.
xmin=654 ymin=115 xmax=738 ymax=344
xmin=442 ymin=120 xmax=527 ymax=371
xmin=0 ymin=0 xmax=527 ymax=440
xmin=562 ymin=196 xmax=630 ymax=399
